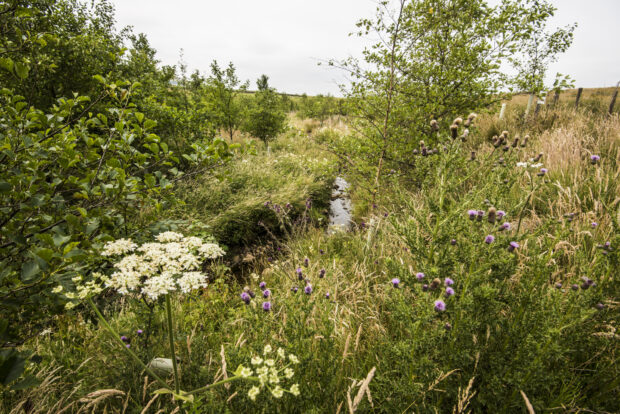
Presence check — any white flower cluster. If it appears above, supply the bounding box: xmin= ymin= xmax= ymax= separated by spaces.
xmin=242 ymin=344 xmax=300 ymax=401
xmin=102 ymin=232 xmax=225 ymax=300
xmin=56 ymin=272 xmax=107 ymax=310
xmin=101 ymin=238 xmax=137 ymax=256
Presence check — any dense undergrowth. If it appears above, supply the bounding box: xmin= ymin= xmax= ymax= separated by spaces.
xmin=3 ymin=104 xmax=618 ymax=413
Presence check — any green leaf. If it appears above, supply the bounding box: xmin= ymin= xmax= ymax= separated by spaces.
xmin=11 ymin=374 xmax=41 ymax=390
xmin=0 ymin=351 xmax=25 ymax=385
xmin=14 ymin=62 xmax=29 ymax=80
xmin=0 ymin=57 xmax=14 ymax=73
xmin=21 ymin=261 xmax=41 ymax=282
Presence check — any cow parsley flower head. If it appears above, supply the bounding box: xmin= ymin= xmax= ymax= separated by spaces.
xmin=102 ymin=238 xmax=137 ymax=256
xmin=102 ymin=234 xmax=223 ymax=300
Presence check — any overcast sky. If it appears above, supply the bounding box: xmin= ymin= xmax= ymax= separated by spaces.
xmin=110 ymin=0 xmax=620 ymax=95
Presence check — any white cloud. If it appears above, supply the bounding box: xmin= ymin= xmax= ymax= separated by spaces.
xmin=110 ymin=0 xmax=620 ymax=95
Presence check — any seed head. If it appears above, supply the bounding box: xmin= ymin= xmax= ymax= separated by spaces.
xmin=487 ymin=207 xmax=497 ymax=224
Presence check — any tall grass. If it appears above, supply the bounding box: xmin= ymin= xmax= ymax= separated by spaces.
xmin=3 ymin=105 xmax=618 ymax=413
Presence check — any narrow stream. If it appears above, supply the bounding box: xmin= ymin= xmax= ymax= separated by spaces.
xmin=328 ymin=176 xmax=352 ymax=232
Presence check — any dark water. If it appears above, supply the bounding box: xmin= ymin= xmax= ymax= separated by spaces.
xmin=328 ymin=177 xmax=352 ymax=232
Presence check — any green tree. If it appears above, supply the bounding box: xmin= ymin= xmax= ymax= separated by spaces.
xmin=330 ymin=0 xmax=575 ymax=196
xmin=508 ymin=0 xmax=576 ymax=112
xmin=208 ymin=61 xmax=249 ymax=141
xmin=242 ymin=75 xmax=287 ymax=146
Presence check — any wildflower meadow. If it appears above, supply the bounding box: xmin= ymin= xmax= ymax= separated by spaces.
xmin=0 ymin=0 xmax=618 ymax=413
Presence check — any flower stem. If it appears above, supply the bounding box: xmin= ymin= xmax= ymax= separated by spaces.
xmin=165 ymin=294 xmax=181 ymax=394
xmin=185 ymin=375 xmax=243 ymax=395
xmin=87 ymin=297 xmax=170 ymax=390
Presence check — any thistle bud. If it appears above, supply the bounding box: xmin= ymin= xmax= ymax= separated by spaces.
xmin=470 ymin=151 xmax=476 ymax=161
xmin=467 ymin=113 xmax=477 ymax=121
xmin=430 ymin=278 xmax=441 ymax=290
xmin=511 ymin=137 xmax=519 ymax=147
xmin=533 ymin=152 xmax=543 ymax=162
xmin=521 ymin=135 xmax=529 ymax=147
xmin=430 ymin=119 xmax=439 ymax=131
xmin=461 ymin=129 xmax=469 ymax=141
xmin=413 ymin=149 xmax=419 ymax=155
xmin=453 ymin=117 xmax=463 ymax=126
xmin=503 ymin=145 xmax=510 ymax=152
xmin=464 ymin=119 xmax=471 ymax=127
xmin=450 ymin=124 xmax=458 ymax=139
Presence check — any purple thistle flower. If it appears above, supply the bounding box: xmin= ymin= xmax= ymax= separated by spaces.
xmin=291 ymin=286 xmax=298 ymax=293
xmin=259 ymin=281 xmax=267 ymax=290
xmin=240 ymin=292 xmax=251 ymax=304
xmin=319 ymin=269 xmax=326 ymax=278
xmin=590 ymin=155 xmax=600 ymax=164
xmin=591 ymin=222 xmax=598 ymax=228
xmin=126 ymin=344 xmax=131 ymax=349
xmin=137 ymin=329 xmax=143 ymax=335
xmin=262 ymin=301 xmax=272 ymax=312
xmin=450 ymin=239 xmax=457 ymax=245
xmin=554 ymin=282 xmax=562 ymax=289
xmin=422 ymin=284 xmax=429 ymax=292
xmin=434 ymin=300 xmax=446 ymax=312
xmin=497 ymin=210 xmax=506 ymax=219
xmin=595 ymin=303 xmax=605 ymax=310
xmin=384 ymin=212 xmax=389 ymax=218
xmin=499 ymin=222 xmax=511 ymax=231
xmin=484 ymin=235 xmax=495 ymax=244
xmin=263 ymin=289 xmax=271 ymax=298
xmin=445 ymin=287 xmax=455 ymax=297
xmin=391 ymin=278 xmax=400 ymax=288
xmin=319 ymin=249 xmax=325 ymax=255
xmin=325 ymin=292 xmax=330 ymax=299
xmin=444 ymin=322 xmax=452 ymax=331
xmin=285 ymin=202 xmax=292 ymax=209
xmin=296 ymin=267 xmax=303 ymax=280
xmin=416 ymin=272 xmax=425 ymax=281
xmin=120 ymin=335 xmax=128 ymax=343
xmin=304 ymin=285 xmax=313 ymax=295
xmin=467 ymin=210 xmax=477 ymax=220
xmin=267 ymin=257 xmax=273 ymax=262
xmin=444 ymin=278 xmax=454 ymax=286
xmin=304 ymin=258 xmax=309 ymax=267
xmin=571 ymin=284 xmax=579 ymax=291
xmin=507 ymin=241 xmax=519 ymax=252
xmin=537 ymin=168 xmax=548 ymax=177
xmin=477 ymin=210 xmax=484 ymax=221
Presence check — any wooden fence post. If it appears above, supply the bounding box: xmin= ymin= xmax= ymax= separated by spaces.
xmin=575 ymin=87 xmax=583 ymax=109
xmin=609 ymin=81 xmax=619 ymax=115
xmin=552 ymin=90 xmax=560 ymax=108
